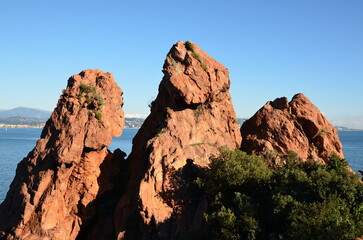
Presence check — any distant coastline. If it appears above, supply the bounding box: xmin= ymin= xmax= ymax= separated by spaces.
xmin=1 ymin=121 xmax=362 ymax=131
xmin=0 ymin=107 xmax=362 ymax=131
xmin=0 ymin=124 xmax=44 ymax=129
xmin=335 ymin=126 xmax=363 ymax=131
xmin=0 ymin=118 xmax=145 ymax=129
xmin=0 ymin=124 xmax=142 ymax=129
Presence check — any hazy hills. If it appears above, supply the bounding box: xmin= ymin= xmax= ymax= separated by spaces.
xmin=0 ymin=107 xmax=51 ymax=119
xmin=0 ymin=108 xmax=50 ymax=127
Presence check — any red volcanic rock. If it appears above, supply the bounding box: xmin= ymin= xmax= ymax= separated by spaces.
xmin=0 ymin=69 xmax=124 ymax=240
xmin=114 ymin=41 xmax=241 ymax=239
xmin=240 ymin=93 xmax=344 ymax=163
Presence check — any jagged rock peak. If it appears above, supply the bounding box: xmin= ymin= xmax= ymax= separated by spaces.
xmin=0 ymin=69 xmax=124 ymax=240
xmin=160 ymin=41 xmax=231 ymax=106
xmin=240 ymin=93 xmax=344 ymax=163
xmin=115 ymin=41 xmax=241 ymax=240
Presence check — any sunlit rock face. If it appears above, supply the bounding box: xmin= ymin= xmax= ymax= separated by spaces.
xmin=240 ymin=93 xmax=344 ymax=164
xmin=0 ymin=69 xmax=124 ymax=240
xmin=114 ymin=41 xmax=241 ymax=240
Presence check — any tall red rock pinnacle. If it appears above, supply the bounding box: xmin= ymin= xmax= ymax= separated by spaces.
xmin=240 ymin=93 xmax=344 ymax=163
xmin=0 ymin=69 xmax=124 ymax=240
xmin=115 ymin=41 xmax=241 ymax=239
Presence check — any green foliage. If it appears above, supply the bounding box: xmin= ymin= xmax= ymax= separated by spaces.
xmin=184 ymin=41 xmax=207 ymax=71
xmin=78 ymin=83 xmax=105 ymax=122
xmin=77 ymin=92 xmax=83 ymax=101
xmin=198 ymin=148 xmax=363 ymax=239
xmin=85 ymin=97 xmax=92 ymax=104
xmin=198 ymin=149 xmax=271 ymax=196
xmin=200 ymin=62 xmax=207 ymax=71
xmin=190 ymin=142 xmax=205 ymax=147
xmin=157 ymin=128 xmax=167 ymax=136
xmin=264 ymin=149 xmax=280 ymax=168
xmin=79 ymin=83 xmax=96 ymax=94
xmin=281 ymin=150 xmax=299 ymax=162
xmin=197 ymin=149 xmax=270 ymax=239
xmin=191 ymin=52 xmax=202 ymax=62
xmin=319 ymin=129 xmax=327 ymax=136
xmin=287 ymin=197 xmax=360 ymax=239
xmin=94 ymin=93 xmax=104 ymax=109
xmin=185 ymin=41 xmax=195 ymax=51
xmin=94 ymin=110 xmax=102 ymax=122
xmin=206 ymin=192 xmax=261 ymax=240
xmin=206 ymin=205 xmax=240 ymax=240
xmin=189 ymin=142 xmax=216 ymax=147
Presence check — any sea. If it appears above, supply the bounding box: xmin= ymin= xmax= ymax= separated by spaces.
xmin=0 ymin=128 xmax=362 ymax=203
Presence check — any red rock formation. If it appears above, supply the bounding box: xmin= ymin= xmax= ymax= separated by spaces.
xmin=114 ymin=41 xmax=241 ymax=239
xmin=0 ymin=69 xmax=124 ymax=240
xmin=240 ymin=93 xmax=344 ymax=163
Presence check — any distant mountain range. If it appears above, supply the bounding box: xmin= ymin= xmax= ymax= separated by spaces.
xmin=0 ymin=107 xmax=51 ymax=119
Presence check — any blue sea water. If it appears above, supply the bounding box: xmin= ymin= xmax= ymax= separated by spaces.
xmin=0 ymin=128 xmax=138 ymax=203
xmin=0 ymin=129 xmax=362 ymax=203
xmin=338 ymin=131 xmax=363 ymax=174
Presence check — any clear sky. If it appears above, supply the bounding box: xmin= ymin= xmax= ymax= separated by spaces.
xmin=0 ymin=1 xmax=362 ymax=128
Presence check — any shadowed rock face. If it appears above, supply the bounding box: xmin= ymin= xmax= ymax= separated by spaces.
xmin=0 ymin=69 xmax=124 ymax=240
xmin=115 ymin=41 xmax=241 ymax=240
xmin=240 ymin=93 xmax=344 ymax=163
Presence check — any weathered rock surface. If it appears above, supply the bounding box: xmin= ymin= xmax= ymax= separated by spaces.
xmin=0 ymin=69 xmax=124 ymax=240
xmin=115 ymin=41 xmax=241 ymax=239
xmin=240 ymin=93 xmax=344 ymax=163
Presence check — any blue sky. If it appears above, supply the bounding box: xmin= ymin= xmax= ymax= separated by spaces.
xmin=0 ymin=1 xmax=362 ymax=128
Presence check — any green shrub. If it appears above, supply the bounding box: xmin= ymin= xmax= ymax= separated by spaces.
xmin=191 ymin=52 xmax=201 ymax=62
xmin=185 ymin=41 xmax=194 ymax=51
xmin=79 ymin=83 xmax=96 ymax=95
xmin=184 ymin=41 xmax=207 ymax=71
xmin=85 ymin=97 xmax=92 ymax=104
xmin=319 ymin=129 xmax=327 ymax=136
xmin=197 ymin=148 xmax=363 ymax=239
xmin=287 ymin=196 xmax=359 ymax=239
xmin=189 ymin=142 xmax=216 ymax=147
xmin=157 ymin=128 xmax=167 ymax=136
xmin=78 ymin=83 xmax=105 ymax=122
xmin=94 ymin=93 xmax=104 ymax=110
xmin=94 ymin=110 xmax=102 ymax=122
xmin=199 ymin=62 xmax=207 ymax=71
xmin=198 ymin=149 xmax=271 ymax=196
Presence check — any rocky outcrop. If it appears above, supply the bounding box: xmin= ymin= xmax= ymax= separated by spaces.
xmin=0 ymin=69 xmax=124 ymax=240
xmin=240 ymin=93 xmax=344 ymax=163
xmin=114 ymin=41 xmax=241 ymax=239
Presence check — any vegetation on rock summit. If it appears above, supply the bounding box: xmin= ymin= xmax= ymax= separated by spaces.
xmin=78 ymin=83 xmax=104 ymax=122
